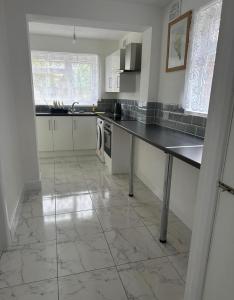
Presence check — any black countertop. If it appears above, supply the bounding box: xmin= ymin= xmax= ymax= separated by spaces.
xmin=98 ymin=114 xmax=203 ymax=169
xmin=36 ymin=112 xmax=97 ymax=117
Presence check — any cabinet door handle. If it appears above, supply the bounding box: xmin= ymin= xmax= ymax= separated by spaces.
xmin=48 ymin=120 xmax=51 ymax=131
xmin=53 ymin=120 xmax=56 ymax=131
xmin=117 ymin=76 xmax=120 ymax=89
xmin=73 ymin=119 xmax=76 ymax=130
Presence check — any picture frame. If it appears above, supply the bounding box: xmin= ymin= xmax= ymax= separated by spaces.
xmin=166 ymin=10 xmax=192 ymax=72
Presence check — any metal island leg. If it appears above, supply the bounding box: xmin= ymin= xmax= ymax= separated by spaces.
xmin=159 ymin=153 xmax=173 ymax=243
xmin=129 ymin=135 xmax=134 ymax=197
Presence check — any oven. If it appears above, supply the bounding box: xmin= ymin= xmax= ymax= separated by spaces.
xmin=104 ymin=121 xmax=112 ymax=158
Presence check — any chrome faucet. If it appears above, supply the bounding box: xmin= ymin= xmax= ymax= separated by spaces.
xmin=71 ymin=102 xmax=79 ymax=114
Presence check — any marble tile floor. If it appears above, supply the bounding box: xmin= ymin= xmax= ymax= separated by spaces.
xmin=0 ymin=154 xmax=191 ymax=300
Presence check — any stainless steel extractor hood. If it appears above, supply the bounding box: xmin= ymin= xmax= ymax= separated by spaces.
xmin=124 ymin=43 xmax=142 ymax=72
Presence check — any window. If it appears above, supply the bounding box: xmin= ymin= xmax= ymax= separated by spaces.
xmin=184 ymin=0 xmax=222 ymax=114
xmin=31 ymin=51 xmax=99 ymax=106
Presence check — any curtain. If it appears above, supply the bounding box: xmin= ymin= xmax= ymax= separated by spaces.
xmin=31 ymin=51 xmax=99 ymax=106
xmin=184 ymin=0 xmax=222 ymax=114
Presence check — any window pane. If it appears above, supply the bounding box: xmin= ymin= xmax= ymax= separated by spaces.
xmin=31 ymin=51 xmax=99 ymax=106
xmin=184 ymin=0 xmax=222 ymax=114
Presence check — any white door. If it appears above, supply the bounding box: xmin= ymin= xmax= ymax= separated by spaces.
xmin=36 ymin=117 xmax=53 ymax=151
xmin=203 ymin=109 xmax=234 ymax=300
xmin=73 ymin=117 xmax=97 ymax=150
xmin=52 ymin=117 xmax=73 ymax=151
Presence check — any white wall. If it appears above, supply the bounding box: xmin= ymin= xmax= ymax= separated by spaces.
xmin=134 ymin=138 xmax=199 ymax=229
xmin=134 ymin=0 xmax=215 ymax=229
xmin=29 ymin=34 xmax=118 ymax=100
xmin=132 ymin=0 xmax=208 ymax=229
xmin=0 ymin=0 xmax=25 ymax=244
xmin=158 ymin=0 xmax=213 ymax=105
xmin=117 ymin=27 xmax=163 ymax=105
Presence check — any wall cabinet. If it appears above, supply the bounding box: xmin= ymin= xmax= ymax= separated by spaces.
xmin=105 ymin=55 xmax=113 ymax=92
xmin=36 ymin=116 xmax=97 ymax=152
xmin=105 ymin=49 xmax=135 ymax=93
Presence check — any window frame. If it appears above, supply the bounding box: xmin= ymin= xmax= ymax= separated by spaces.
xmin=31 ymin=50 xmax=100 ymax=107
xmin=183 ymin=0 xmax=222 ymax=115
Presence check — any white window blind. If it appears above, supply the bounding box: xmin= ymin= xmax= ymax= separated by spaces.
xmin=31 ymin=51 xmax=99 ymax=106
xmin=184 ymin=0 xmax=222 ymax=114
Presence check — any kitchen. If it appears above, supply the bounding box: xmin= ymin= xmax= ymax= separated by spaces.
xmin=0 ymin=0 xmax=233 ymax=300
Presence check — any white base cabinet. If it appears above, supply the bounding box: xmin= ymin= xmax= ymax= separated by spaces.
xmin=36 ymin=116 xmax=97 ymax=152
xmin=73 ymin=117 xmax=97 ymax=150
xmin=36 ymin=117 xmax=53 ymax=152
xmin=53 ymin=117 xmax=73 ymax=151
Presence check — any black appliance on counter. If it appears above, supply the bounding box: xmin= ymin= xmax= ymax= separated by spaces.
xmin=113 ymin=102 xmax=121 ymax=117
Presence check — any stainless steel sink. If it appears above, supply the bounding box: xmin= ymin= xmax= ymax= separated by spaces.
xmin=68 ymin=111 xmax=95 ymax=115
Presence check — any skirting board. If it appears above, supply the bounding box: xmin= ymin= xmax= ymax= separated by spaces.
xmin=10 ymin=180 xmax=41 ymax=244
xmin=39 ymin=149 xmax=96 ymax=158
xmin=9 ymin=185 xmax=25 ymax=244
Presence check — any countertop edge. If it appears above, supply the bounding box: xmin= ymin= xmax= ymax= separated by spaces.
xmin=36 ymin=113 xmax=98 ymax=117
xmin=97 ymin=114 xmax=202 ymax=169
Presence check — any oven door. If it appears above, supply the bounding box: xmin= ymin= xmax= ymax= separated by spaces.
xmin=104 ymin=127 xmax=111 ymax=158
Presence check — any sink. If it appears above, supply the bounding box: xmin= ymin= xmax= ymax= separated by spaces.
xmin=68 ymin=111 xmax=95 ymax=115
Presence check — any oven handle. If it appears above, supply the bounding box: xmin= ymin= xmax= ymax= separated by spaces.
xmin=98 ymin=126 xmax=102 ymax=150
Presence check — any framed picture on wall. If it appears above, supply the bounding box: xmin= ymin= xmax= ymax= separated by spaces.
xmin=166 ymin=10 xmax=192 ymax=72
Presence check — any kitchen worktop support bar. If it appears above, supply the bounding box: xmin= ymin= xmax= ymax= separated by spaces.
xmin=129 ymin=134 xmax=134 ymax=197
xmin=160 ymin=153 xmax=173 ymax=243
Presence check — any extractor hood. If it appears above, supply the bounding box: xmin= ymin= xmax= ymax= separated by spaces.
xmin=120 ymin=43 xmax=142 ymax=72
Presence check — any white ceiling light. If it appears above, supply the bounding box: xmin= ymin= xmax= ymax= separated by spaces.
xmin=72 ymin=26 xmax=77 ymax=44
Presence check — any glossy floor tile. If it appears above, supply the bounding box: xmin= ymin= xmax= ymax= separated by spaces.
xmin=56 ymin=211 xmax=103 ymax=242
xmin=118 ymin=257 xmax=185 ymax=300
xmin=96 ymin=206 xmax=144 ymax=232
xmin=90 ymin=190 xmax=133 ymax=209
xmin=54 ymin=182 xmax=89 ymax=195
xmin=58 ymin=268 xmax=128 ymax=300
xmin=23 ymin=191 xmax=54 ymax=203
xmin=133 ymin=202 xmax=179 ymax=227
xmin=0 ymin=241 xmax=57 ymax=288
xmin=57 ymin=232 xmax=114 ymax=276
xmin=0 ymin=154 xmax=191 ymax=300
xmin=11 ymin=216 xmax=56 ymax=245
xmin=105 ymin=226 xmax=165 ymax=265
xmin=20 ymin=197 xmax=55 ymax=218
xmin=133 ymin=203 xmax=162 ymax=226
xmin=56 ymin=193 xmax=94 ymax=214
xmin=0 ymin=279 xmax=58 ymax=300
xmin=168 ymin=253 xmax=189 ymax=282
xmin=147 ymin=221 xmax=191 ymax=255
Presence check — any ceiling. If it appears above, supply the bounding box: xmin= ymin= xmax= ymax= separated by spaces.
xmin=29 ymin=22 xmax=130 ymax=40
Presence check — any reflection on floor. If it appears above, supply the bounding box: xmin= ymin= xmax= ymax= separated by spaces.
xmin=0 ymin=154 xmax=191 ymax=300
